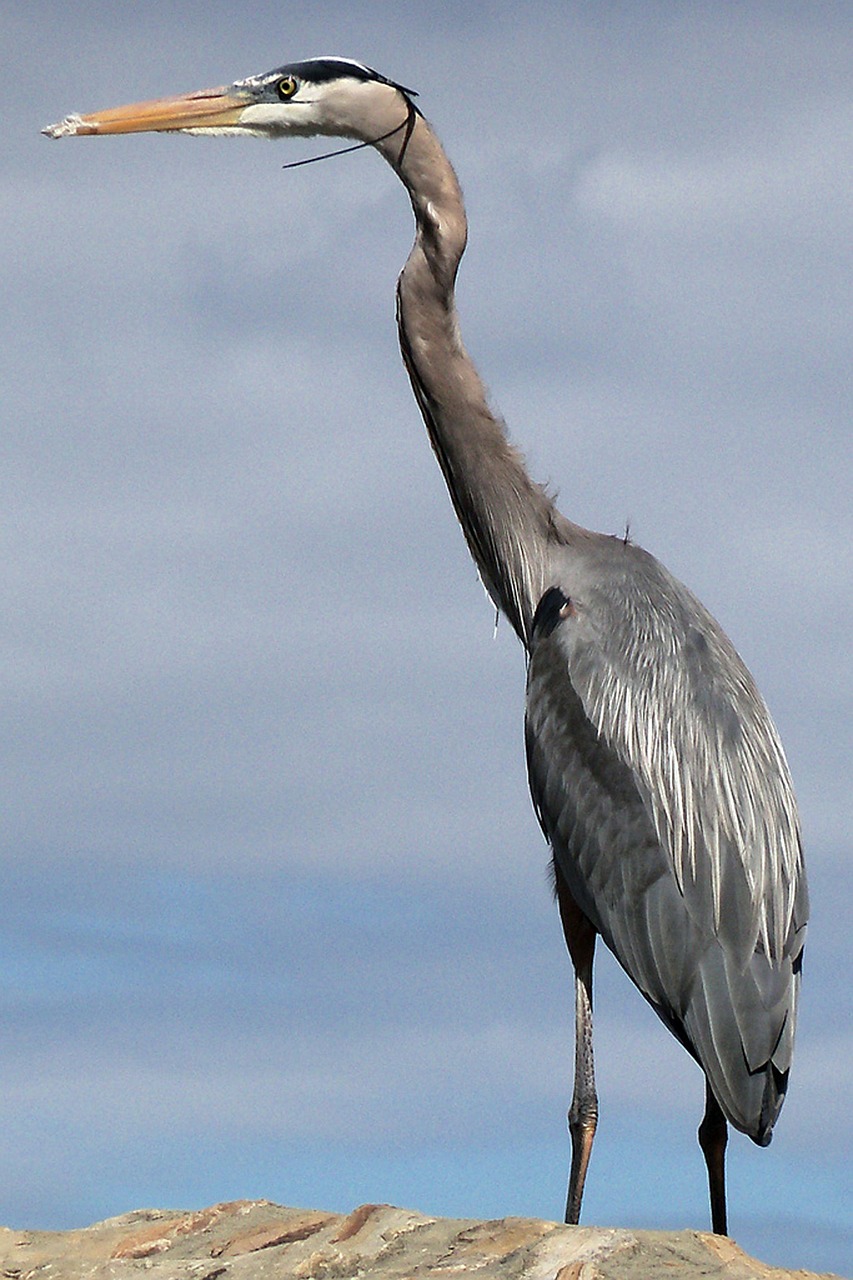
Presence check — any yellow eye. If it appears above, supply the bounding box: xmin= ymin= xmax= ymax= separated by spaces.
xmin=277 ymin=76 xmax=299 ymax=100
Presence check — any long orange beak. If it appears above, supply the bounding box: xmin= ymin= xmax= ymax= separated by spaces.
xmin=43 ymin=86 xmax=251 ymax=137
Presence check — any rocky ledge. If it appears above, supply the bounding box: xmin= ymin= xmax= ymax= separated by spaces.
xmin=0 ymin=1200 xmax=839 ymax=1280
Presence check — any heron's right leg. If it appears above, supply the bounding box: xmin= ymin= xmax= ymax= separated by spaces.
xmin=555 ymin=870 xmax=598 ymax=1226
xmin=698 ymin=1078 xmax=728 ymax=1236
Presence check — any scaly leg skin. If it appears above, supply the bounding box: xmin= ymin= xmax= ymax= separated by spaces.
xmin=698 ymin=1078 xmax=729 ymax=1235
xmin=555 ymin=870 xmax=598 ymax=1225
xmin=566 ymin=953 xmax=598 ymax=1224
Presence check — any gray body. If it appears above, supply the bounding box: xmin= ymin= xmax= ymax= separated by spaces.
xmin=45 ymin=57 xmax=809 ymax=1233
xmin=525 ymin=545 xmax=804 ymax=1141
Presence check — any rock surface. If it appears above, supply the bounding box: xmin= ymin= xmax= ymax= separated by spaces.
xmin=0 ymin=1200 xmax=840 ymax=1280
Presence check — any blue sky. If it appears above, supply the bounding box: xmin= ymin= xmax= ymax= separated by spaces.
xmin=2 ymin=3 xmax=850 ymax=1275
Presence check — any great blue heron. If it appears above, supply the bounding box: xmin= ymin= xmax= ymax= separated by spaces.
xmin=44 ymin=57 xmax=808 ymax=1237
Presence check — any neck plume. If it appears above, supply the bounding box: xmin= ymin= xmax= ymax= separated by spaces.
xmin=376 ymin=111 xmax=562 ymax=646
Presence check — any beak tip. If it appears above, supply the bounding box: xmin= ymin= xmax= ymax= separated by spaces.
xmin=43 ymin=114 xmax=93 ymax=138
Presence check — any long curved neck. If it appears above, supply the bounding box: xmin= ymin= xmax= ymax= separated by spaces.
xmin=376 ymin=110 xmax=561 ymax=647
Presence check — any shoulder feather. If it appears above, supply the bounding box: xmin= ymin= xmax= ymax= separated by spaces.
xmin=552 ymin=547 xmax=805 ymax=962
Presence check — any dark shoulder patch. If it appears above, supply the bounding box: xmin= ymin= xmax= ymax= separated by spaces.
xmin=532 ymin=587 xmax=572 ymax=641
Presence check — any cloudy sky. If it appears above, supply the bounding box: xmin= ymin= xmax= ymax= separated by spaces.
xmin=2 ymin=3 xmax=850 ymax=1274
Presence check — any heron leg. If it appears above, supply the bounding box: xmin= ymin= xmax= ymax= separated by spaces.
xmin=555 ymin=869 xmax=598 ymax=1226
xmin=698 ymin=1078 xmax=728 ymax=1236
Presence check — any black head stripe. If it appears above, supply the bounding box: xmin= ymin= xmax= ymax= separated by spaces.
xmin=269 ymin=58 xmax=418 ymax=98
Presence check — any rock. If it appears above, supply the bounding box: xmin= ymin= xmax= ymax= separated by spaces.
xmin=0 ymin=1200 xmax=840 ymax=1280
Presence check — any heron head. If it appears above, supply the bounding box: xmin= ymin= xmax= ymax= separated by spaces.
xmin=43 ymin=57 xmax=417 ymax=143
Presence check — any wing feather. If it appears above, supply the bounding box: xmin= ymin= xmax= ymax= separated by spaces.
xmin=567 ymin=549 xmax=803 ymax=962
xmin=525 ymin=545 xmax=808 ymax=1140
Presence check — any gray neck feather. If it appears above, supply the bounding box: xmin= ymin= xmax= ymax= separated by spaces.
xmin=377 ymin=114 xmax=566 ymax=647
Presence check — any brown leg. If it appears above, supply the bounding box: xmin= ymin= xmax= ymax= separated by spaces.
xmin=698 ymin=1078 xmax=728 ymax=1235
xmin=555 ymin=869 xmax=598 ymax=1226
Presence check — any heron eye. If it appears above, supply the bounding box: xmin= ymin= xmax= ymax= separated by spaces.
xmin=277 ymin=76 xmax=299 ymax=100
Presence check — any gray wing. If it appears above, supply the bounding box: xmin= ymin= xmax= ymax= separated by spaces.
xmin=524 ymin=545 xmax=808 ymax=1141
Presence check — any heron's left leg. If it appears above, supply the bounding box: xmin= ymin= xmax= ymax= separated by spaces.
xmin=698 ymin=1078 xmax=728 ymax=1235
xmin=555 ymin=869 xmax=598 ymax=1226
